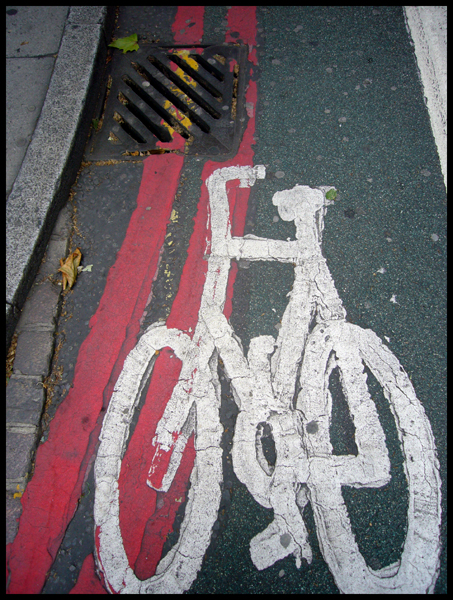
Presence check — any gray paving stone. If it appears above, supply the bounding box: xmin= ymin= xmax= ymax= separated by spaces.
xmin=51 ymin=204 xmax=73 ymax=240
xmin=6 ymin=493 xmax=23 ymax=544
xmin=6 ymin=429 xmax=37 ymax=481
xmin=37 ymin=240 xmax=70 ymax=281
xmin=13 ymin=330 xmax=54 ymax=375
xmin=5 ymin=6 xmax=69 ymax=57
xmin=16 ymin=281 xmax=61 ymax=330
xmin=6 ymin=375 xmax=45 ymax=427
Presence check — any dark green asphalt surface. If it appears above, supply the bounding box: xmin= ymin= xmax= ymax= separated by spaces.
xmin=41 ymin=6 xmax=445 ymax=593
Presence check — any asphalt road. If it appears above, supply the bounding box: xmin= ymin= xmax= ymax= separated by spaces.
xmin=6 ymin=6 xmax=446 ymax=594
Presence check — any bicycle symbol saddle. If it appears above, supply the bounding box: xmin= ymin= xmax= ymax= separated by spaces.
xmin=94 ymin=165 xmax=441 ymax=594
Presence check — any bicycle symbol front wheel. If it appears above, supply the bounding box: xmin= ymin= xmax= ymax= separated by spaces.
xmin=299 ymin=320 xmax=441 ymax=593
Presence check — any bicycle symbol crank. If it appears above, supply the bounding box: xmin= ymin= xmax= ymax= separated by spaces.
xmin=94 ymin=165 xmax=441 ymax=593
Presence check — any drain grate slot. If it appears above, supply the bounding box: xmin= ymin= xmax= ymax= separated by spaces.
xmin=168 ymin=54 xmax=223 ymax=100
xmin=113 ymin=111 xmax=147 ymax=143
xmin=190 ymin=54 xmax=224 ymax=82
xmin=86 ymin=44 xmax=247 ymax=160
xmin=118 ymin=91 xmax=172 ymax=143
xmin=131 ymin=61 xmax=211 ymax=133
xmin=121 ymin=75 xmax=191 ymax=139
xmin=147 ymin=55 xmax=222 ymax=120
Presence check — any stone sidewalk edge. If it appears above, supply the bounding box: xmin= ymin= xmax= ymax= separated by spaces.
xmin=6 ymin=6 xmax=116 ymax=351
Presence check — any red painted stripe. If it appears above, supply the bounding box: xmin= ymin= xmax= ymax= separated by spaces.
xmin=6 ymin=154 xmax=184 ymax=594
xmin=69 ymin=552 xmax=107 ymax=594
xmin=225 ymin=6 xmax=258 ymax=65
xmin=172 ymin=6 xmax=205 ymax=44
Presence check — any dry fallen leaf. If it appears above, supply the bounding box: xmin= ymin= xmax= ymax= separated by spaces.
xmin=13 ymin=484 xmax=24 ymax=499
xmin=58 ymin=248 xmax=82 ymax=290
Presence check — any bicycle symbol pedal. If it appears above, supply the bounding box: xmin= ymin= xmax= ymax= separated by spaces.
xmin=94 ymin=165 xmax=441 ymax=594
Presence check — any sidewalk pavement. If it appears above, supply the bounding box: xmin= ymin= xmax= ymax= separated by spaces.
xmin=6 ymin=6 xmax=116 ymax=350
xmin=6 ymin=5 xmax=114 ymax=542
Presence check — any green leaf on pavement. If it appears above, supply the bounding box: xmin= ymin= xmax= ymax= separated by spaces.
xmin=325 ymin=189 xmax=337 ymax=201
xmin=108 ymin=33 xmax=139 ymax=54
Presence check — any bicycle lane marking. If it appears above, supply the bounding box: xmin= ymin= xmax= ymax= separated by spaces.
xmin=93 ymin=6 xmax=260 ymax=593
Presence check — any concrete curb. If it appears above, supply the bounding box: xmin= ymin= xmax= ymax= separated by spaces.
xmin=6 ymin=6 xmax=116 ymax=351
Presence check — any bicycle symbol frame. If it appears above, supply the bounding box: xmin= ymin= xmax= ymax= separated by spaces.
xmin=94 ymin=165 xmax=441 ymax=593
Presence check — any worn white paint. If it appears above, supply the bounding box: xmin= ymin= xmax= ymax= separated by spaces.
xmin=94 ymin=166 xmax=441 ymax=594
xmin=404 ymin=6 xmax=447 ymax=190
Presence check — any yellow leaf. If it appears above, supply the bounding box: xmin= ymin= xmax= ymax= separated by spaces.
xmin=58 ymin=248 xmax=82 ymax=290
xmin=13 ymin=484 xmax=24 ymax=499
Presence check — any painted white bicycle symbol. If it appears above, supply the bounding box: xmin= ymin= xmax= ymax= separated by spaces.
xmin=94 ymin=165 xmax=441 ymax=593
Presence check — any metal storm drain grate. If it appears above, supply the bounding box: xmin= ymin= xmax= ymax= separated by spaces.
xmin=86 ymin=44 xmax=248 ymax=160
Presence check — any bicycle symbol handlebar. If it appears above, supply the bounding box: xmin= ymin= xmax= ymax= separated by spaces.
xmin=94 ymin=166 xmax=441 ymax=594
